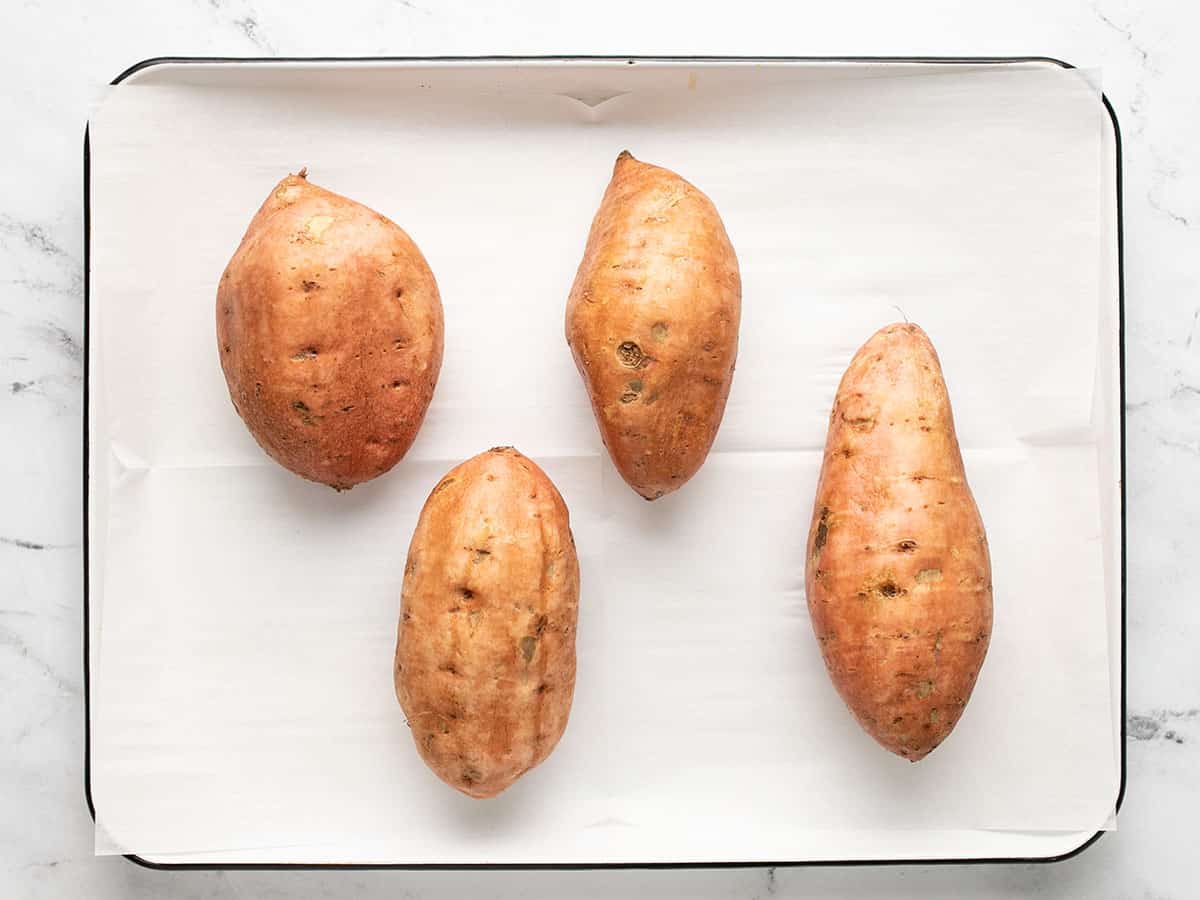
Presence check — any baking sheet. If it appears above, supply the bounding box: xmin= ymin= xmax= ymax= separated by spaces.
xmin=87 ymin=60 xmax=1120 ymax=862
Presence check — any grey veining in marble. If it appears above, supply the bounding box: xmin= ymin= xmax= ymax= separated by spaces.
xmin=2 ymin=0 xmax=1198 ymax=897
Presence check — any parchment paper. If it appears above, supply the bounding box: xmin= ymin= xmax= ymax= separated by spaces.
xmin=88 ymin=61 xmax=1120 ymax=862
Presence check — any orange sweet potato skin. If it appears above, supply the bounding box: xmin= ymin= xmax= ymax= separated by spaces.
xmin=806 ymin=324 xmax=992 ymax=761
xmin=217 ymin=172 xmax=443 ymax=490
xmin=566 ymin=151 xmax=741 ymax=500
xmin=394 ymin=448 xmax=580 ymax=798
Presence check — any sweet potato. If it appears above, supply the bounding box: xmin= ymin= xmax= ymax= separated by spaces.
xmin=394 ymin=447 xmax=580 ymax=798
xmin=565 ymin=151 xmax=741 ymax=500
xmin=806 ymin=324 xmax=992 ymax=761
xmin=217 ymin=170 xmax=443 ymax=490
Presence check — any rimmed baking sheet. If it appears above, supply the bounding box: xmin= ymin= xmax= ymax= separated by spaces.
xmin=85 ymin=57 xmax=1123 ymax=866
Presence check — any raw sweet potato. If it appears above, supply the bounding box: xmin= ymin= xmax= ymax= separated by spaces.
xmin=394 ymin=447 xmax=580 ymax=798
xmin=806 ymin=324 xmax=992 ymax=761
xmin=217 ymin=170 xmax=443 ymax=490
xmin=565 ymin=151 xmax=741 ymax=500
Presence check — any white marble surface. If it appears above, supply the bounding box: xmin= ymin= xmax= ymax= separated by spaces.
xmin=1 ymin=0 xmax=1196 ymax=896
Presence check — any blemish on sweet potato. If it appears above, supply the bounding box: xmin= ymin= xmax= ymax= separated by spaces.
xmin=291 ymin=399 xmax=315 ymax=425
xmin=651 ymin=322 xmax=669 ymax=341
xmin=915 ymin=680 xmax=934 ymax=698
xmin=616 ymin=341 xmax=644 ymax=367
xmin=841 ymin=412 xmax=876 ymax=432
xmin=519 ymin=635 xmax=537 ymax=663
xmin=916 ymin=568 xmax=943 ymax=584
xmin=812 ymin=507 xmax=830 ymax=560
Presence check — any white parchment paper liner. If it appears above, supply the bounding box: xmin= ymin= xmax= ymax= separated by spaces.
xmin=88 ymin=61 xmax=1119 ymax=860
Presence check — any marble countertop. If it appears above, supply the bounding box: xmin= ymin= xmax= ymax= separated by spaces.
xmin=2 ymin=1 xmax=1196 ymax=897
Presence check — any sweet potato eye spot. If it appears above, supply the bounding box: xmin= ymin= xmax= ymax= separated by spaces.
xmin=616 ymin=341 xmax=644 ymax=367
xmin=896 ymin=540 xmax=918 ymax=553
xmin=291 ymin=400 xmax=316 ymax=426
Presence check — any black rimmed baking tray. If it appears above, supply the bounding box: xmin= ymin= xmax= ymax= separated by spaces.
xmin=84 ymin=55 xmax=1125 ymax=870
